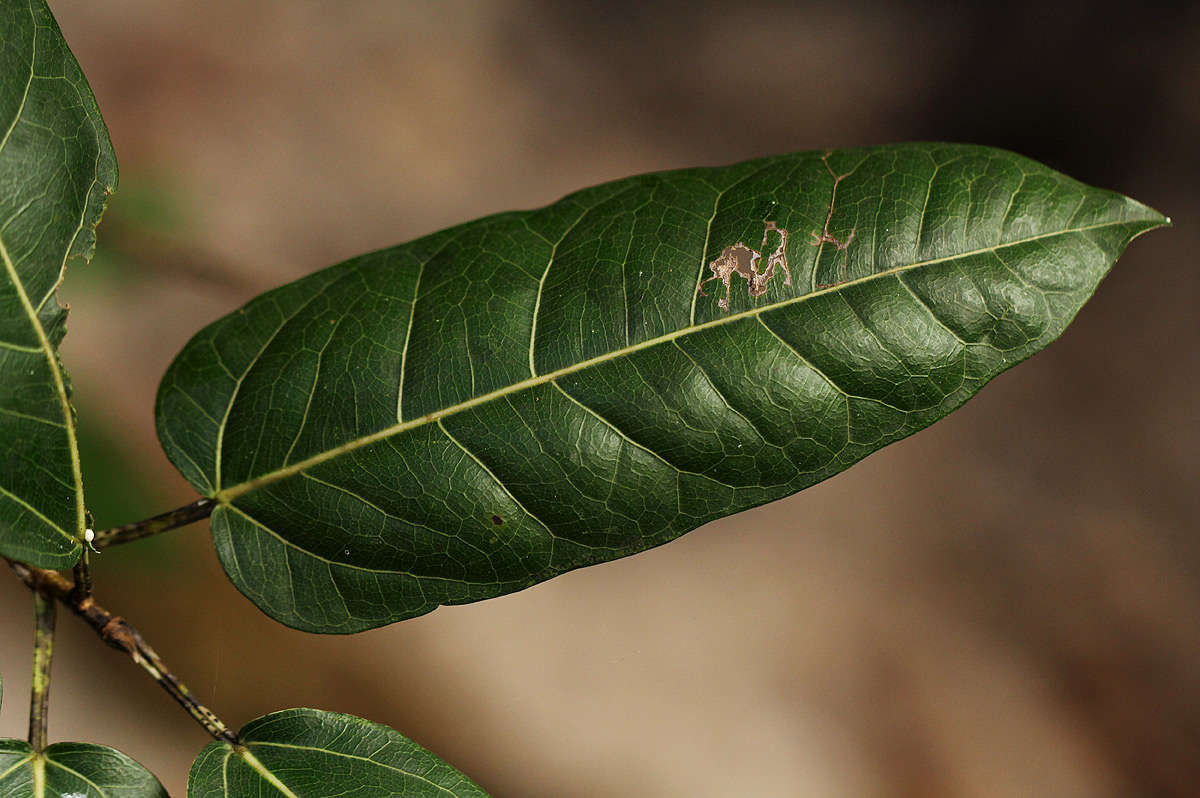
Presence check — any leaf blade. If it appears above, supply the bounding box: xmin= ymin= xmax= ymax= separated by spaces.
xmin=0 ymin=739 xmax=167 ymax=798
xmin=187 ymin=709 xmax=487 ymax=798
xmin=156 ymin=143 xmax=1166 ymax=632
xmin=0 ymin=0 xmax=117 ymax=567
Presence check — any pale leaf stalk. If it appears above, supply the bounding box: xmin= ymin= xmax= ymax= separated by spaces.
xmin=93 ymin=497 xmax=215 ymax=548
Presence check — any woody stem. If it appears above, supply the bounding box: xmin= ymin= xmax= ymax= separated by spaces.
xmin=7 ymin=558 xmax=238 ymax=745
xmin=28 ymin=591 xmax=56 ymax=751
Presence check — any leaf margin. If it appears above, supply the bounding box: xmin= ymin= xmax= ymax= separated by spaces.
xmin=0 ymin=0 xmax=119 ymax=567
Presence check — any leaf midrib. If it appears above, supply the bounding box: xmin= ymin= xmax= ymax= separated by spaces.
xmin=0 ymin=0 xmax=106 ymax=555
xmin=249 ymin=740 xmax=456 ymax=794
xmin=232 ymin=748 xmax=300 ymax=798
xmin=0 ymin=233 xmax=80 ymax=545
xmin=215 ymin=218 xmax=1132 ymax=504
xmin=223 ymin=739 xmax=463 ymax=797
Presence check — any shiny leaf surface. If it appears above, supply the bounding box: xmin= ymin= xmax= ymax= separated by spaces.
xmin=0 ymin=0 xmax=117 ymax=567
xmin=156 ymin=143 xmax=1166 ymax=633
xmin=187 ymin=709 xmax=486 ymax=797
xmin=0 ymin=740 xmax=166 ymax=798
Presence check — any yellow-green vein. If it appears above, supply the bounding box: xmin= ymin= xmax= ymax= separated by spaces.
xmin=215 ymin=218 xmax=1142 ymax=505
xmin=0 ymin=234 xmax=83 ymax=546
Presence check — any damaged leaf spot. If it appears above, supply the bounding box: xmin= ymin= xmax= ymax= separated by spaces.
xmin=812 ymin=150 xmax=856 ymax=287
xmin=491 ymin=514 xmax=503 ymax=525
xmin=698 ymin=221 xmax=792 ymax=312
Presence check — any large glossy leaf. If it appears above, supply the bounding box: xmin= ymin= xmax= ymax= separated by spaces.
xmin=0 ymin=740 xmax=166 ymax=797
xmin=0 ymin=0 xmax=117 ymax=567
xmin=188 ymin=708 xmax=486 ymax=797
xmin=156 ymin=143 xmax=1166 ymax=633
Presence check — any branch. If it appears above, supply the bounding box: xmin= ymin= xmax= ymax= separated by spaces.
xmin=72 ymin=547 xmax=93 ymax=602
xmin=7 ymin=558 xmax=238 ymax=745
xmin=93 ymin=497 xmax=215 ymax=549
xmin=28 ymin=591 xmax=56 ymax=751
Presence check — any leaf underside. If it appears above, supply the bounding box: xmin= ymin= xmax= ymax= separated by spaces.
xmin=188 ymin=708 xmax=486 ymax=798
xmin=0 ymin=0 xmax=117 ymax=567
xmin=0 ymin=739 xmax=167 ymax=798
xmin=155 ymin=142 xmax=1166 ymax=633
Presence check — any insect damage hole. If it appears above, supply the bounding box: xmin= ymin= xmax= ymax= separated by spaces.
xmin=698 ymin=221 xmax=792 ymax=312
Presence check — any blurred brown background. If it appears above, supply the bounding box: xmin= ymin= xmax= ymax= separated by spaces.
xmin=1 ymin=1 xmax=1197 ymax=795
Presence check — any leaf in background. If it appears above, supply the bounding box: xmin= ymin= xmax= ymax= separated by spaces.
xmin=0 ymin=740 xmax=167 ymax=797
xmin=155 ymin=143 xmax=1166 ymax=633
xmin=187 ymin=708 xmax=487 ymax=797
xmin=0 ymin=0 xmax=117 ymax=567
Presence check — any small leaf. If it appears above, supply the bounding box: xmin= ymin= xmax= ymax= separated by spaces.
xmin=0 ymin=0 xmax=118 ymax=567
xmin=187 ymin=708 xmax=487 ymax=797
xmin=155 ymin=143 xmax=1166 ymax=633
xmin=0 ymin=739 xmax=166 ymax=798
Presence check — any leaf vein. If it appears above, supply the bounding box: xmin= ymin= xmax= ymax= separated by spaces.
xmin=437 ymin=419 xmax=557 ymax=542
xmin=248 ymin=742 xmax=458 ymax=795
xmin=895 ymin=273 xmax=969 ymax=345
xmin=551 ymin=379 xmax=739 ymax=490
xmin=528 ymin=201 xmax=596 ymax=377
xmin=216 ymin=218 xmax=1138 ymax=503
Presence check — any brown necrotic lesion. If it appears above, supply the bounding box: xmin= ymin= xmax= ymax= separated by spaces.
xmin=698 ymin=221 xmax=792 ymax=312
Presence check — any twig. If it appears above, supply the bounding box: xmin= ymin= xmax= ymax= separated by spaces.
xmin=28 ymin=591 xmax=56 ymax=751
xmin=7 ymin=558 xmax=238 ymax=745
xmin=72 ymin=547 xmax=93 ymax=602
xmin=93 ymin=497 xmax=215 ymax=549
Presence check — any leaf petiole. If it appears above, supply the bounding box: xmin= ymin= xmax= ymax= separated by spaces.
xmin=93 ymin=497 xmax=216 ymax=548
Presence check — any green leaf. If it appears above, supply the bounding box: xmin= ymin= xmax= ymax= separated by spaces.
xmin=155 ymin=143 xmax=1166 ymax=633
xmin=0 ymin=740 xmax=166 ymax=797
xmin=0 ymin=0 xmax=117 ymax=567
xmin=187 ymin=708 xmax=487 ymax=797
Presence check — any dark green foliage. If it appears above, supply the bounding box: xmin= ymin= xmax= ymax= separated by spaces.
xmin=188 ymin=709 xmax=486 ymax=797
xmin=0 ymin=0 xmax=117 ymax=567
xmin=155 ymin=144 xmax=1165 ymax=633
xmin=0 ymin=740 xmax=167 ymax=797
